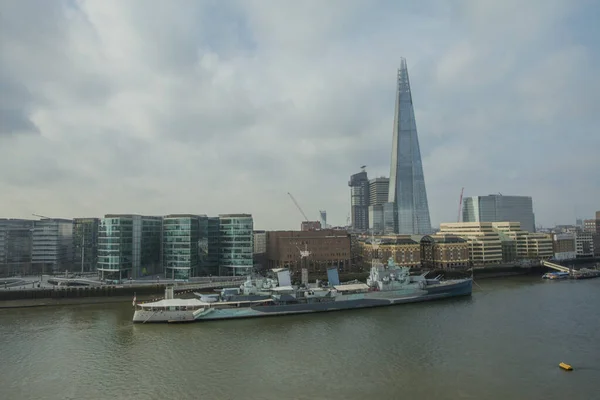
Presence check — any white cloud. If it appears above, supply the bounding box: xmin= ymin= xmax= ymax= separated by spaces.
xmin=0 ymin=0 xmax=598 ymax=229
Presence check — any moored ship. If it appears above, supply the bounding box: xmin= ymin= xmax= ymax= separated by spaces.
xmin=133 ymin=251 xmax=472 ymax=323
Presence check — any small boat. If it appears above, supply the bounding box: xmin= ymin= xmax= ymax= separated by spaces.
xmin=542 ymin=271 xmax=569 ymax=280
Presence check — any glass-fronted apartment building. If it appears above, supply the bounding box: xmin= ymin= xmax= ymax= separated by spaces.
xmin=72 ymin=218 xmax=99 ymax=273
xmin=97 ymin=214 xmax=162 ymax=281
xmin=219 ymin=214 xmax=253 ymax=276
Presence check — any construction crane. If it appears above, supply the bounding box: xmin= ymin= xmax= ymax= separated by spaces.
xmin=32 ymin=213 xmax=52 ymax=219
xmin=457 ymin=188 xmax=464 ymax=223
xmin=287 ymin=192 xmax=309 ymax=221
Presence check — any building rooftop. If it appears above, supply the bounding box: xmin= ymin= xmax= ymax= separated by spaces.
xmin=163 ymin=214 xmax=207 ymax=218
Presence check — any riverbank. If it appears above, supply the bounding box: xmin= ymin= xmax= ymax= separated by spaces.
xmin=0 ymin=265 xmax=553 ymax=309
xmin=0 ymin=295 xmax=149 ymax=309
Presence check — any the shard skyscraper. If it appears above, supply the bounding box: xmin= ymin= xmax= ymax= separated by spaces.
xmin=387 ymin=58 xmax=432 ymax=234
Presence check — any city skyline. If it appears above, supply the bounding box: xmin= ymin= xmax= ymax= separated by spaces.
xmin=1 ymin=1 xmax=599 ymax=230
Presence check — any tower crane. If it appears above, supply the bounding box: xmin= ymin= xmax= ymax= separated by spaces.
xmin=287 ymin=192 xmax=309 ymax=222
xmin=32 ymin=213 xmax=52 ymax=219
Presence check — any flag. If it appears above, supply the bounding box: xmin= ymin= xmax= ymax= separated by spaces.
xmin=132 ymin=294 xmax=136 ymax=306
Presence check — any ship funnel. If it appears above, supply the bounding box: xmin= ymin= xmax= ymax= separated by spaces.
xmin=276 ymin=269 xmax=292 ymax=287
xmin=327 ymin=268 xmax=340 ymax=286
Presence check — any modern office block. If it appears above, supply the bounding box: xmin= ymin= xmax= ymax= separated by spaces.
xmin=219 ymin=214 xmax=253 ymax=276
xmin=462 ymin=195 xmax=536 ymax=232
xmin=97 ymin=214 xmax=162 ymax=281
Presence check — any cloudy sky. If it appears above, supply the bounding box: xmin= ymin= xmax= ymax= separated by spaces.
xmin=1 ymin=0 xmax=598 ymax=230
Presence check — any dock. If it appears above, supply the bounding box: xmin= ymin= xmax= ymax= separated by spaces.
xmin=541 ymin=260 xmax=600 ymax=280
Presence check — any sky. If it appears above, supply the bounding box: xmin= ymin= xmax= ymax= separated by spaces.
xmin=1 ymin=0 xmax=599 ymax=230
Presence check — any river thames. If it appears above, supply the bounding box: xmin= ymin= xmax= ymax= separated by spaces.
xmin=1 ymin=276 xmax=598 ymax=400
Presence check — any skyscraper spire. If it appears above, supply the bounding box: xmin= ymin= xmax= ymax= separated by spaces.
xmin=387 ymin=58 xmax=432 ymax=234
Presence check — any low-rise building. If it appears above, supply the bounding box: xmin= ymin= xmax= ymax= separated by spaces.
xmin=438 ymin=222 xmax=502 ymax=265
xmin=419 ymin=235 xmax=469 ymax=269
xmin=491 ymin=222 xmax=552 ymax=260
xmin=359 ymin=236 xmax=421 ymax=269
xmin=266 ymin=230 xmax=352 ymax=274
xmin=552 ymin=233 xmax=576 ymax=261
xmin=575 ymin=231 xmax=595 ymax=257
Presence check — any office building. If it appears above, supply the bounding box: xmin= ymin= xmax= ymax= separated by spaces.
xmin=575 ymin=231 xmax=594 ymax=257
xmin=201 ymin=217 xmax=220 ymax=276
xmin=369 ymin=205 xmax=384 ymax=234
xmin=552 ymin=233 xmax=576 ymax=261
xmin=253 ymin=230 xmax=267 ymax=271
xmin=438 ymin=222 xmax=502 ymax=265
xmin=490 ymin=222 xmax=552 ymax=260
xmin=462 ymin=195 xmax=536 ymax=232
xmin=368 ymin=177 xmax=389 ymax=234
xmin=72 ymin=218 xmax=99 ymax=273
xmin=253 ymin=230 xmax=267 ymax=254
xmin=348 ymin=168 xmax=370 ymax=231
xmin=31 ymin=218 xmax=73 ymax=273
xmin=369 ymin=177 xmax=389 ymax=206
xmin=162 ymin=214 xmax=203 ymax=280
xmin=0 ymin=219 xmax=34 ymax=276
xmin=319 ymin=210 xmax=327 ymax=229
xmin=219 ymin=214 xmax=253 ymax=276
xmin=97 ymin=214 xmax=162 ymax=281
xmin=387 ymin=58 xmax=432 ymax=235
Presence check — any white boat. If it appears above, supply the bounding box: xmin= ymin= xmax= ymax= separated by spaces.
xmin=132 ymin=287 xmax=211 ymax=323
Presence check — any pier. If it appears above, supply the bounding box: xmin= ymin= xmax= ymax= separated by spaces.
xmin=541 ymin=260 xmax=600 ymax=280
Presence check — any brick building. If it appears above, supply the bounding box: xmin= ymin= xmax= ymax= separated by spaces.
xmin=266 ymin=230 xmax=352 ymax=274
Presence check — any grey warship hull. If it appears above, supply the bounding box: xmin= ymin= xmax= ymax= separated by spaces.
xmin=192 ymin=279 xmax=472 ymax=321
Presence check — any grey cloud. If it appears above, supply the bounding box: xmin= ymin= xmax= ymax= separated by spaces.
xmin=0 ymin=0 xmax=598 ymax=227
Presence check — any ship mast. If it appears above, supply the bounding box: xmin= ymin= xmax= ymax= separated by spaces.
xmin=370 ymin=235 xmax=381 ymax=269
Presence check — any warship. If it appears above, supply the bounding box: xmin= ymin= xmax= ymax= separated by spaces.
xmin=132 ymin=241 xmax=472 ymax=323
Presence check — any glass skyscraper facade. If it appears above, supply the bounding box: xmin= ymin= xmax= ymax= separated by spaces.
xmin=163 ymin=215 xmax=201 ymax=280
xmin=31 ymin=219 xmax=73 ymax=273
xmin=388 ymin=58 xmax=432 ymax=234
xmin=219 ymin=214 xmax=253 ymax=276
xmin=72 ymin=218 xmax=99 ymax=273
xmin=462 ymin=195 xmax=536 ymax=233
xmin=97 ymin=215 xmax=161 ymax=281
xmin=0 ymin=219 xmax=34 ymax=276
